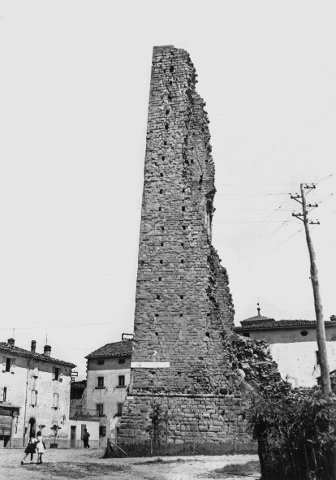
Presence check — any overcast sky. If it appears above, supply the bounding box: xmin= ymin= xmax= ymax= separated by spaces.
xmin=1 ymin=1 xmax=335 ymax=377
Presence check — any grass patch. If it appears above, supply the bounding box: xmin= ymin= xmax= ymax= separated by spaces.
xmin=204 ymin=460 xmax=260 ymax=478
xmin=24 ymin=461 xmax=129 ymax=478
xmin=134 ymin=458 xmax=189 ymax=465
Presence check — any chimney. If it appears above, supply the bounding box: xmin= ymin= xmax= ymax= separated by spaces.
xmin=44 ymin=345 xmax=51 ymax=357
xmin=31 ymin=340 xmax=36 ymax=353
xmin=7 ymin=338 xmax=15 ymax=347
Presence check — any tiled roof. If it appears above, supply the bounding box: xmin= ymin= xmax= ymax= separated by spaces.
xmin=235 ymin=320 xmax=336 ymax=332
xmin=85 ymin=340 xmax=133 ymax=359
xmin=241 ymin=315 xmax=275 ymax=325
xmin=0 ymin=342 xmax=76 ymax=368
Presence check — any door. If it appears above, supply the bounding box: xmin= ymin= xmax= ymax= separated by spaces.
xmin=70 ymin=426 xmax=76 ymax=448
xmin=81 ymin=424 xmax=86 ymax=441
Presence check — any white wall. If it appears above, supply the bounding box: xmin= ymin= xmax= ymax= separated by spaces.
xmin=270 ymin=341 xmax=336 ymax=387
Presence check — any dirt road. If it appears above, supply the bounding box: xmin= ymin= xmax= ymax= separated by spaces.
xmin=0 ymin=448 xmax=260 ymax=480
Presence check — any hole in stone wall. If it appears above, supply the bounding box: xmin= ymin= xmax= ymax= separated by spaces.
xmin=162 ymin=156 xmax=165 ymax=160
xmin=166 ymin=109 xmax=170 ymax=115
xmin=207 ymin=313 xmax=210 ymax=317
xmin=168 ymin=95 xmax=172 ymax=101
xmin=191 ymin=159 xmax=194 ymax=164
xmin=182 ymin=189 xmax=185 ymax=193
xmin=201 ymin=128 xmax=204 ymax=132
xmin=157 ymin=295 xmax=160 ymax=300
xmin=155 ymin=333 xmax=158 ymax=336
xmin=181 ymin=243 xmax=184 ymax=247
xmin=180 ymin=314 xmax=183 ymax=317
xmin=159 ymin=278 xmax=162 ymax=281
xmin=160 ymin=173 xmax=163 ymax=177
xmin=161 ymin=242 xmax=164 ymax=246
xmin=205 ymin=332 xmax=210 ymax=338
xmin=164 ymin=141 xmax=167 ymax=145
xmin=181 ymin=259 xmax=184 ymax=264
xmin=182 ymin=206 xmax=185 ymax=211
xmin=170 ymin=66 xmax=174 ymax=73
xmin=160 ymin=260 xmax=163 ymax=264
xmin=180 ymin=295 xmax=184 ymax=299
xmin=165 ymin=124 xmax=169 ymax=130
xmin=159 ymin=207 xmax=162 ymax=211
xmin=169 ymin=81 xmax=173 ymax=86
xmin=161 ymin=226 xmax=164 ymax=231
xmin=183 ymin=226 xmax=186 ymax=230
xmin=160 ymin=189 xmax=163 ymax=194
xmin=155 ymin=314 xmax=159 ymax=317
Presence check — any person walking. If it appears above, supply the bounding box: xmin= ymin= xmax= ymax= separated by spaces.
xmin=83 ymin=429 xmax=90 ymax=448
xmin=36 ymin=431 xmax=46 ymax=464
xmin=21 ymin=435 xmax=37 ymax=464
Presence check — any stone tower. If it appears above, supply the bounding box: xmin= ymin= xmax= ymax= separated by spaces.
xmin=118 ymin=45 xmax=253 ymax=452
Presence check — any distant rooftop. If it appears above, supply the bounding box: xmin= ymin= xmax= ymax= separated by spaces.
xmin=236 ymin=305 xmax=336 ymax=332
xmin=85 ymin=340 xmax=133 ymax=359
xmin=0 ymin=341 xmax=76 ymax=368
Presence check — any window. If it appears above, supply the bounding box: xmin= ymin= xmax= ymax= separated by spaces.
xmin=97 ymin=377 xmax=104 ymax=388
xmin=316 ymin=351 xmax=320 ymax=365
xmin=96 ymin=404 xmax=104 ymax=417
xmin=97 ymin=359 xmax=105 ymax=365
xmin=99 ymin=426 xmax=106 ymax=437
xmin=118 ymin=375 xmax=125 ymax=387
xmin=116 ymin=403 xmax=123 ymax=417
xmin=53 ymin=367 xmax=60 ymax=381
xmin=118 ymin=359 xmax=125 ymax=364
xmin=53 ymin=393 xmax=59 ymax=409
xmin=301 ymin=331 xmax=308 ymax=337
xmin=31 ymin=390 xmax=38 ymax=407
xmin=6 ymin=358 xmax=11 ymax=372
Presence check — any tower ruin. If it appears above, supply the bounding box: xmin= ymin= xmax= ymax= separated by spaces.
xmin=117 ymin=45 xmax=255 ymax=453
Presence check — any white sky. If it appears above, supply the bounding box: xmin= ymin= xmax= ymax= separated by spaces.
xmin=1 ymin=1 xmax=335 ymax=377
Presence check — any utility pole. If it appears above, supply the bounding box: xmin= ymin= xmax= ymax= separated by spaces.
xmin=291 ymin=183 xmax=331 ymax=397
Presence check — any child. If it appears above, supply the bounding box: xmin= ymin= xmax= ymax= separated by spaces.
xmin=36 ymin=431 xmax=46 ymax=464
xmin=21 ymin=435 xmax=37 ymax=464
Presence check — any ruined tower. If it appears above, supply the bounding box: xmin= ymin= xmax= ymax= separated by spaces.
xmin=118 ymin=45 xmax=253 ymax=452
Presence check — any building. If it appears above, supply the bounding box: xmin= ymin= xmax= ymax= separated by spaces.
xmin=84 ymin=339 xmax=132 ymax=447
xmin=235 ymin=307 xmax=336 ymax=387
xmin=0 ymin=338 xmax=75 ymax=448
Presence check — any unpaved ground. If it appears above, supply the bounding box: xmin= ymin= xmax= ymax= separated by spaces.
xmin=0 ymin=448 xmax=260 ymax=480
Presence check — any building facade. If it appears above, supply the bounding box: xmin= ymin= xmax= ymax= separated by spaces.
xmin=235 ymin=309 xmax=336 ymax=387
xmin=0 ymin=338 xmax=75 ymax=448
xmin=84 ymin=339 xmax=132 ymax=447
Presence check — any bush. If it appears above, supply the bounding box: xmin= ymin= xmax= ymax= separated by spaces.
xmin=250 ymin=389 xmax=336 ymax=479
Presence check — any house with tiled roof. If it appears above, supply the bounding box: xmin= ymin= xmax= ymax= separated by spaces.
xmin=234 ymin=305 xmax=336 ymax=388
xmin=83 ymin=336 xmax=133 ymax=447
xmin=0 ymin=338 xmax=76 ymax=448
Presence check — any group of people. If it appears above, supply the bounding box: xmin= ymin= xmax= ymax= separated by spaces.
xmin=21 ymin=431 xmax=45 ymax=465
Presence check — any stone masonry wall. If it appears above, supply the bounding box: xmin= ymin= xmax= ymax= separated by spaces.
xmin=117 ymin=45 xmax=288 ymax=453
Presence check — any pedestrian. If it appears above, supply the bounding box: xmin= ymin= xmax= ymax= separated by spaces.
xmin=36 ymin=431 xmax=46 ymax=464
xmin=83 ymin=428 xmax=90 ymax=448
xmin=21 ymin=434 xmax=38 ymax=465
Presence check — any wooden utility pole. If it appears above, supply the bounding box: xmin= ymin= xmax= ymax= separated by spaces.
xmin=292 ymin=184 xmax=331 ymax=396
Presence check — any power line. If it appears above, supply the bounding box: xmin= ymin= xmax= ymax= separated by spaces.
xmin=0 ymin=322 xmax=114 ymax=331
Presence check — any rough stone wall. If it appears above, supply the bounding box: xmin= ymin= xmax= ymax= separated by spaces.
xmin=117 ymin=46 xmax=288 ymax=452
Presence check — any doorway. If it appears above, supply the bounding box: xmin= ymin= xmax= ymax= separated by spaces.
xmin=28 ymin=417 xmax=36 ymax=439
xmin=70 ymin=426 xmax=76 ymax=448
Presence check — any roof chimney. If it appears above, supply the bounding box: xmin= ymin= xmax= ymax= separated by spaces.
xmin=44 ymin=345 xmax=51 ymax=357
xmin=31 ymin=340 xmax=36 ymax=353
xmin=7 ymin=338 xmax=15 ymax=347
xmin=257 ymin=303 xmax=261 ymax=317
